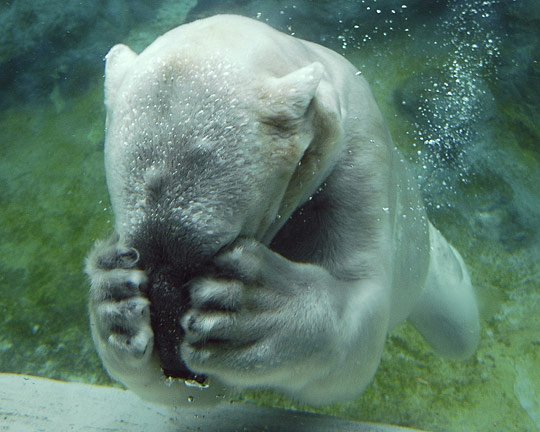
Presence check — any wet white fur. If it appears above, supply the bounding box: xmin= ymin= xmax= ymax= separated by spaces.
xmin=86 ymin=15 xmax=479 ymax=406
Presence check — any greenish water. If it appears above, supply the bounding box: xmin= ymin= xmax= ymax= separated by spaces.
xmin=0 ymin=1 xmax=538 ymax=431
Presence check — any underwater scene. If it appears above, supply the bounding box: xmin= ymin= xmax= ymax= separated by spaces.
xmin=0 ymin=0 xmax=538 ymax=431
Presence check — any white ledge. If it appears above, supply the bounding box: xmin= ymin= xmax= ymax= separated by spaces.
xmin=0 ymin=373 xmax=426 ymax=431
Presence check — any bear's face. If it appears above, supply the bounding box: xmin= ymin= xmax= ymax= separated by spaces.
xmin=103 ymin=47 xmax=335 ymax=265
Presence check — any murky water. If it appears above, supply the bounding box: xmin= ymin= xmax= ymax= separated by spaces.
xmin=0 ymin=1 xmax=538 ymax=431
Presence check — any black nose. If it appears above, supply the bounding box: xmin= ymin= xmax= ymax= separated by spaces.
xmin=147 ymin=264 xmax=211 ymax=381
xmin=145 ymin=264 xmax=187 ymax=376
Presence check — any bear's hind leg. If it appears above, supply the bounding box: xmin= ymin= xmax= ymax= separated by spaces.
xmin=408 ymin=224 xmax=480 ymax=359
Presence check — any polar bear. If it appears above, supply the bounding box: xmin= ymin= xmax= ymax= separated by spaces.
xmin=86 ymin=14 xmax=480 ymax=406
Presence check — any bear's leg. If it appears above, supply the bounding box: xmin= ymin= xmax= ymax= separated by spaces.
xmin=408 ymin=224 xmax=480 ymax=359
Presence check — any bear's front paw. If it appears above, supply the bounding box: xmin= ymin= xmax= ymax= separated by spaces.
xmin=180 ymin=239 xmax=336 ymax=387
xmin=86 ymin=237 xmax=154 ymax=370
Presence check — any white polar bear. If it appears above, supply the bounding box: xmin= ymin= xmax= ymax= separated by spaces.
xmin=86 ymin=14 xmax=480 ymax=406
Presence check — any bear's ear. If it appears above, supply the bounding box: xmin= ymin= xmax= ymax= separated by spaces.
xmin=104 ymin=44 xmax=137 ymax=108
xmin=261 ymin=62 xmax=324 ymax=123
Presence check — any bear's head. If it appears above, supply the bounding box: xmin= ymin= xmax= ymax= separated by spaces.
xmin=104 ymin=43 xmax=342 ymax=266
xmin=101 ymin=42 xmax=342 ymax=378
